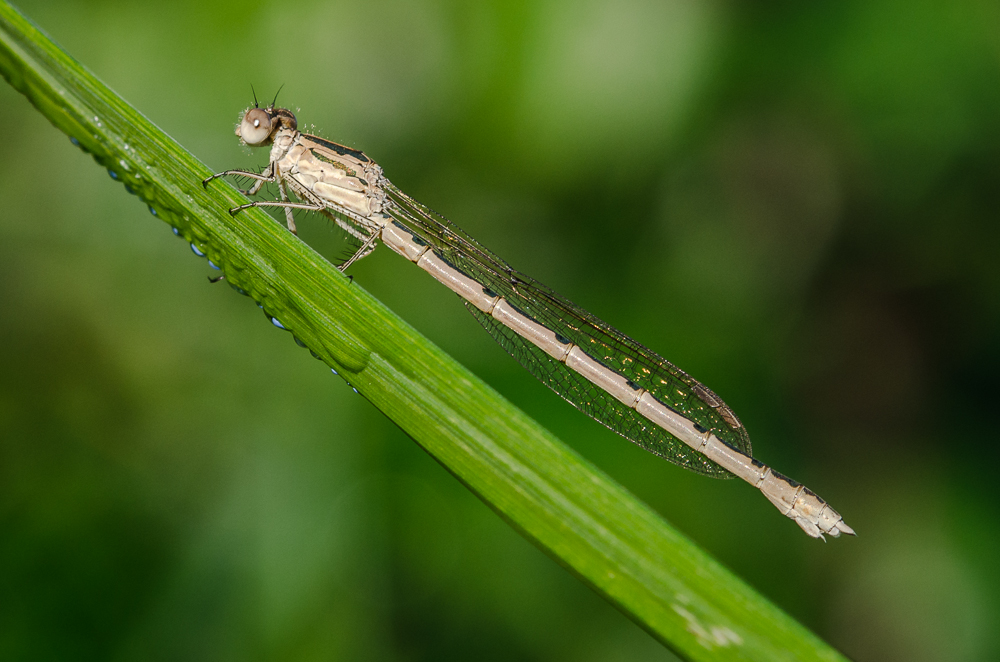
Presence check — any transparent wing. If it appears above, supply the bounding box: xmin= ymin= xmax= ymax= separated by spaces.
xmin=465 ymin=306 xmax=736 ymax=477
xmin=384 ymin=182 xmax=752 ymax=477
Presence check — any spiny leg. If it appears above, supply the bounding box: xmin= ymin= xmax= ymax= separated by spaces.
xmin=338 ymin=230 xmax=381 ymax=273
xmin=229 ymin=200 xmax=324 ymax=222
xmin=245 ymin=170 xmax=270 ymax=196
xmin=276 ymin=166 xmax=298 ymax=235
xmin=241 ymin=162 xmax=275 ymax=195
xmin=202 ymin=164 xmax=275 ymax=192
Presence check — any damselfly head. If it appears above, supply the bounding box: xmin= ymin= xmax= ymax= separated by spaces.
xmin=236 ymin=106 xmax=298 ymax=146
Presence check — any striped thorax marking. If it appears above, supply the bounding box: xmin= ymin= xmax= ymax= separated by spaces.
xmin=204 ymin=102 xmax=854 ymax=540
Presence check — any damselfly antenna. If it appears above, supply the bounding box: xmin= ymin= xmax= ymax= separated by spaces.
xmin=251 ymin=84 xmax=259 ymax=108
xmin=271 ymin=84 xmax=285 ymax=109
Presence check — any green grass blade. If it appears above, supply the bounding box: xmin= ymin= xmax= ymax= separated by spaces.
xmin=0 ymin=3 xmax=847 ymax=660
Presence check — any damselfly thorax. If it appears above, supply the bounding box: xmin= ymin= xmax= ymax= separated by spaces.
xmin=204 ymin=102 xmax=855 ymax=540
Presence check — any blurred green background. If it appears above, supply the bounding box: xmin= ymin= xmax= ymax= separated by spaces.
xmin=1 ymin=0 xmax=998 ymax=660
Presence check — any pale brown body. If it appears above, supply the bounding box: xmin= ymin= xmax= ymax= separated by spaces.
xmin=205 ymin=104 xmax=855 ymax=540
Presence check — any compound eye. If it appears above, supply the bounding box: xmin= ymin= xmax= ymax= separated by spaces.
xmin=239 ymin=108 xmax=273 ymax=145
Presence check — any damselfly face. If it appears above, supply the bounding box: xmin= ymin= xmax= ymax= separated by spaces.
xmin=236 ymin=105 xmax=297 ymax=146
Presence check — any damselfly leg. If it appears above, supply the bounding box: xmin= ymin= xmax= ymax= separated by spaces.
xmin=339 ymin=231 xmax=380 ymax=272
xmin=202 ymin=166 xmax=273 ymax=195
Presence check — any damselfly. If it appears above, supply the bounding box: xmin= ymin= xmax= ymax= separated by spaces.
xmin=204 ymin=101 xmax=854 ymax=540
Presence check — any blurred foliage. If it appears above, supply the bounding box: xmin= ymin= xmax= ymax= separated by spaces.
xmin=1 ymin=0 xmax=998 ymax=660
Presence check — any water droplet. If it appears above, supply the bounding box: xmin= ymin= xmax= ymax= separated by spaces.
xmin=118 ymin=158 xmax=130 ymax=171
xmin=293 ymin=336 xmax=306 ymax=348
xmin=172 ymin=227 xmax=180 ymax=235
xmin=270 ymin=316 xmax=286 ymax=330
xmin=190 ymin=243 xmax=206 ymax=257
xmin=208 ymin=260 xmax=221 ymax=270
xmin=330 ymin=368 xmax=338 ymax=375
xmin=310 ymin=350 xmax=322 ymax=360
xmin=69 ymin=136 xmax=79 ymax=146
xmin=124 ymin=185 xmax=135 ymax=195
xmin=148 ymin=206 xmax=158 ymax=216
xmin=229 ymin=283 xmax=249 ymax=296
xmin=107 ymin=169 xmax=118 ymax=180
xmin=123 ymin=143 xmax=129 ymax=151
xmin=352 ymin=387 xmax=358 ymax=394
